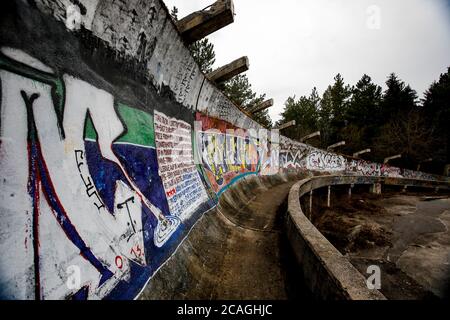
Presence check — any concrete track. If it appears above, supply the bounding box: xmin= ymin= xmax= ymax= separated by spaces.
xmin=139 ymin=175 xmax=309 ymax=300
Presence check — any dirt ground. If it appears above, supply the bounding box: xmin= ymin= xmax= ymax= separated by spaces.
xmin=314 ymin=190 xmax=450 ymax=300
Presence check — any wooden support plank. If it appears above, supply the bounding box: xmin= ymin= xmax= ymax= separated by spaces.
xmin=417 ymin=158 xmax=432 ymax=171
xmin=300 ymin=131 xmax=321 ymax=143
xmin=249 ymin=99 xmax=274 ymax=114
xmin=206 ymin=56 xmax=249 ymax=84
xmin=327 ymin=186 xmax=331 ymax=207
xmin=327 ymin=141 xmax=345 ymax=151
xmin=384 ymin=154 xmax=402 ymax=164
xmin=176 ymin=0 xmax=235 ymax=45
xmin=443 ymin=164 xmax=450 ymax=177
xmin=275 ymin=120 xmax=296 ymax=131
xmin=353 ymin=148 xmax=371 ymax=158
xmin=384 ymin=154 xmax=401 ymax=164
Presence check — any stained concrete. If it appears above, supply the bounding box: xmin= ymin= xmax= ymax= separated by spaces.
xmin=315 ymin=192 xmax=450 ymax=299
xmin=287 ymin=177 xmax=387 ymax=300
xmin=388 ymin=196 xmax=450 ymax=299
xmin=213 ymin=182 xmax=294 ymax=299
xmin=138 ymin=174 xmax=308 ymax=300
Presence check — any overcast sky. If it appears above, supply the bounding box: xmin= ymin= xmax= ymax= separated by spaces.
xmin=164 ymin=0 xmax=450 ymax=122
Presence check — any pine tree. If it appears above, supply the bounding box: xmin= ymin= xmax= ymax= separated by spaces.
xmin=222 ymin=74 xmax=272 ymax=128
xmin=343 ymin=74 xmax=383 ymax=153
xmin=318 ymin=74 xmax=352 ymax=147
xmin=170 ymin=6 xmax=178 ymax=20
xmin=278 ymin=88 xmax=320 ymax=142
xmin=189 ymin=38 xmax=216 ymax=74
xmin=170 ymin=7 xmax=216 ymax=74
xmin=169 ymin=7 xmax=272 ymax=127
xmin=374 ymin=74 xmax=423 ymax=167
xmin=380 ymin=73 xmax=418 ymax=122
xmin=422 ymin=67 xmax=450 ymax=167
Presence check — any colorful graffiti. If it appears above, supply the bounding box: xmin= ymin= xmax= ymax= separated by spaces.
xmin=307 ymin=151 xmax=346 ymax=171
xmin=195 ymin=113 xmax=262 ymax=195
xmin=401 ymin=168 xmax=436 ymax=181
xmin=279 ymin=137 xmax=346 ymax=172
xmin=0 ymin=49 xmax=211 ymax=300
xmin=0 ymin=47 xmax=443 ymax=300
xmin=279 ymin=137 xmax=310 ymax=170
xmin=347 ymin=159 xmax=382 ymax=176
xmin=154 ymin=111 xmax=208 ymax=221
xmin=1 ymin=0 xmax=446 ymax=302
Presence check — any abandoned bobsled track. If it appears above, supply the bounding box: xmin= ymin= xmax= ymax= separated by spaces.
xmin=0 ymin=0 xmax=449 ymax=300
xmin=139 ymin=173 xmax=307 ymax=300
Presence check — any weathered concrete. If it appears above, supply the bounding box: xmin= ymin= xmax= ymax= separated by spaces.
xmin=313 ymin=191 xmax=450 ymax=300
xmin=381 ymin=195 xmax=449 ymax=298
xmin=249 ymin=99 xmax=274 ymax=114
xmin=353 ymin=149 xmax=371 ymax=158
xmin=275 ymin=120 xmax=296 ymax=131
xmin=138 ymin=173 xmax=306 ymax=300
xmin=300 ymin=131 xmax=321 ymax=143
xmin=327 ymin=141 xmax=346 ymax=151
xmin=1 ymin=0 xmax=449 ymax=300
xmin=287 ymin=178 xmax=386 ymax=300
xmin=370 ymin=183 xmax=382 ymax=194
xmin=285 ymin=175 xmax=450 ymax=300
xmin=206 ymin=56 xmax=249 ymax=84
xmin=176 ymin=0 xmax=235 ymax=44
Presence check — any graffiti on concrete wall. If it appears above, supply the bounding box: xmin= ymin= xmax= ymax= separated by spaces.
xmin=1 ymin=0 xmax=446 ymax=302
xmin=380 ymin=164 xmax=402 ymax=178
xmin=197 ymin=85 xmax=260 ymax=131
xmin=345 ymin=159 xmax=441 ymax=181
xmin=0 ymin=47 xmax=442 ymax=301
xmin=401 ymin=168 xmax=436 ymax=181
xmin=279 ymin=137 xmax=346 ymax=172
xmin=154 ymin=111 xmax=208 ymax=221
xmin=0 ymin=48 xmax=211 ymax=300
xmin=279 ymin=137 xmax=310 ymax=170
xmin=195 ymin=113 xmax=262 ymax=195
xmin=346 ymin=159 xmax=382 ymax=176
xmin=259 ymin=130 xmax=280 ymax=176
xmin=307 ymin=150 xmax=347 ymax=171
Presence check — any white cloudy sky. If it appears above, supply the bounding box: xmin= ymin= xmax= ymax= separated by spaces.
xmin=163 ymin=0 xmax=450 ymax=122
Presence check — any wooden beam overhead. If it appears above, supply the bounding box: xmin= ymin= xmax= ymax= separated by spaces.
xmin=384 ymin=154 xmax=402 ymax=164
xmin=300 ymin=131 xmax=321 ymax=143
xmin=417 ymin=158 xmax=432 ymax=171
xmin=353 ymin=148 xmax=371 ymax=158
xmin=275 ymin=120 xmax=296 ymax=131
xmin=176 ymin=0 xmax=235 ymax=45
xmin=206 ymin=56 xmax=249 ymax=84
xmin=327 ymin=141 xmax=346 ymax=151
xmin=249 ymin=99 xmax=274 ymax=114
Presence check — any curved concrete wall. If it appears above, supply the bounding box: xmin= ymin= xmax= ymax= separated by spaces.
xmin=137 ymin=171 xmax=305 ymax=300
xmin=0 ymin=0 xmax=447 ymax=300
xmin=286 ymin=175 xmax=449 ymax=300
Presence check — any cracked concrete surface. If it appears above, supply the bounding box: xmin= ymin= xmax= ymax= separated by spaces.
xmin=139 ymin=176 xmax=308 ymax=300
xmin=316 ymin=192 xmax=450 ymax=300
xmin=392 ymin=197 xmax=450 ymax=298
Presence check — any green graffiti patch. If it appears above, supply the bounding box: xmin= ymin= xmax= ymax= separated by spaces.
xmin=84 ymin=103 xmax=155 ymax=148
xmin=0 ymin=54 xmax=66 ymax=134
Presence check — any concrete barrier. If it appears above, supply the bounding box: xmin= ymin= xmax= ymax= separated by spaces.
xmin=285 ymin=175 xmax=450 ymax=300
